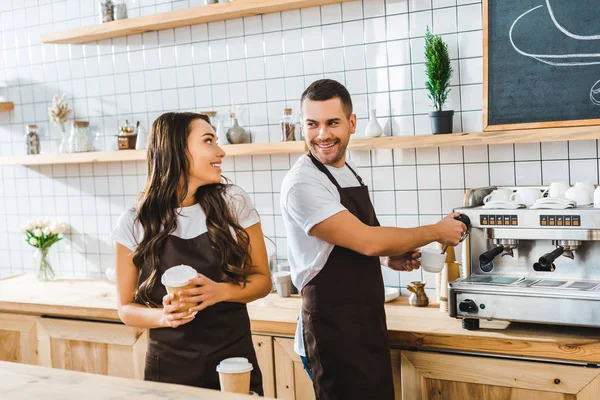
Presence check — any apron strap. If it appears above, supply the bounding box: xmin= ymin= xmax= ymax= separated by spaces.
xmin=307 ymin=152 xmax=365 ymax=189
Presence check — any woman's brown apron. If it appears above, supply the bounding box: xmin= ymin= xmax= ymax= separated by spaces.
xmin=302 ymin=153 xmax=394 ymax=400
xmin=140 ymin=231 xmax=263 ymax=395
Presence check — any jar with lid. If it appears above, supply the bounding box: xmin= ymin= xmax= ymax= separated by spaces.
xmin=68 ymin=121 xmax=91 ymax=153
xmin=280 ymin=108 xmax=296 ymax=141
xmin=25 ymin=124 xmax=40 ymax=155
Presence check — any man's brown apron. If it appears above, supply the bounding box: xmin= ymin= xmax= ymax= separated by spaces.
xmin=139 ymin=230 xmax=263 ymax=395
xmin=302 ymin=153 xmax=394 ymax=400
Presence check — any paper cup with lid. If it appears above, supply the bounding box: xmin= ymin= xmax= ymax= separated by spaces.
xmin=161 ymin=264 xmax=198 ymax=315
xmin=216 ymin=357 xmax=254 ymax=394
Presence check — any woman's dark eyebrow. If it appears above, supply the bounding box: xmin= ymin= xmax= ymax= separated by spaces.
xmin=202 ymin=133 xmax=216 ymax=138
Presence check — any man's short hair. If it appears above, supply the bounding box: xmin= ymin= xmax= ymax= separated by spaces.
xmin=300 ymin=79 xmax=353 ymax=119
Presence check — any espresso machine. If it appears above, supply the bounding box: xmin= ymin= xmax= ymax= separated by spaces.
xmin=449 ymin=186 xmax=600 ymax=330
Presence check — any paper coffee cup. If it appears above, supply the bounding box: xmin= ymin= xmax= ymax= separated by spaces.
xmin=216 ymin=357 xmax=253 ymax=394
xmin=161 ymin=264 xmax=198 ymax=313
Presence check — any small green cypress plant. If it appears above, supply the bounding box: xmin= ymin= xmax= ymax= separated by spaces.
xmin=425 ymin=27 xmax=453 ymax=112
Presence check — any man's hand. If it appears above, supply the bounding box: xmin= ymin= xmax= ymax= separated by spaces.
xmin=434 ymin=212 xmax=466 ymax=246
xmin=380 ymin=249 xmax=421 ymax=272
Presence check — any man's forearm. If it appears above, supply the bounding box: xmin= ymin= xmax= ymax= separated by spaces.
xmin=364 ymin=225 xmax=439 ymax=257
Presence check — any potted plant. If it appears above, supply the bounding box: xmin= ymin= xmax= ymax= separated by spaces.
xmin=425 ymin=28 xmax=454 ymax=134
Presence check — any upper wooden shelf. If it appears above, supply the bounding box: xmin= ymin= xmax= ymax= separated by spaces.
xmin=0 ymin=141 xmax=307 ymax=166
xmin=2 ymin=126 xmax=599 ymax=166
xmin=0 ymin=102 xmax=14 ymax=111
xmin=347 ymin=125 xmax=600 ymax=151
xmin=41 ymin=0 xmax=351 ymax=44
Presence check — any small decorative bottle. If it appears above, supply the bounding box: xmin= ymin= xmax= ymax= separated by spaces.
xmin=25 ymin=124 xmax=40 ymax=155
xmin=365 ymin=109 xmax=384 ymax=138
xmin=280 ymin=108 xmax=296 ymax=141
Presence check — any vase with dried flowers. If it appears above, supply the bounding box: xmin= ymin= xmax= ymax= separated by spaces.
xmin=226 ymin=101 xmax=250 ymax=144
xmin=48 ymin=94 xmax=72 ymax=153
xmin=20 ymin=219 xmax=68 ymax=281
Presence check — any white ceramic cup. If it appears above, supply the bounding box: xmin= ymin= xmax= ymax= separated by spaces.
xmin=543 ymin=181 xmax=570 ymax=198
xmin=565 ymin=186 xmax=593 ymax=206
xmin=420 ymin=248 xmax=446 ymax=273
xmin=593 ymin=187 xmax=600 ymax=207
xmin=483 ymin=188 xmax=513 ymax=203
xmin=575 ymin=181 xmax=595 ymax=196
xmin=509 ymin=188 xmax=542 ymax=206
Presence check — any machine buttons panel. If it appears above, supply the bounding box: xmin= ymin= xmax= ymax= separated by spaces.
xmin=540 ymin=215 xmax=581 ymax=227
xmin=480 ymin=215 xmax=518 ymax=226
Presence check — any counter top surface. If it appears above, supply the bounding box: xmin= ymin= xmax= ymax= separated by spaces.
xmin=2 ymin=274 xmax=600 ymax=364
xmin=0 ymin=361 xmax=271 ymax=400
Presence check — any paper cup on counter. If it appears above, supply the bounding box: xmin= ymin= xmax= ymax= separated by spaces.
xmin=273 ymin=271 xmax=292 ymax=298
xmin=161 ymin=264 xmax=198 ymax=315
xmin=217 ymin=357 xmax=253 ymax=394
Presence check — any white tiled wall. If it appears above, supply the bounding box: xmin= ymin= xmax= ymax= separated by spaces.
xmin=1 ymin=0 xmax=599 ymax=298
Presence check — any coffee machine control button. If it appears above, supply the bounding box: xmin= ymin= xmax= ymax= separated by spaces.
xmin=459 ymin=299 xmax=478 ymax=313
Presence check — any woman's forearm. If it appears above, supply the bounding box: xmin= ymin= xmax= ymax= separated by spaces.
xmin=221 ymin=273 xmax=272 ymax=304
xmin=118 ymin=303 xmax=167 ymax=329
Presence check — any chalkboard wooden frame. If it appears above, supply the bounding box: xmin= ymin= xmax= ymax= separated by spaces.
xmin=482 ymin=0 xmax=600 ymax=131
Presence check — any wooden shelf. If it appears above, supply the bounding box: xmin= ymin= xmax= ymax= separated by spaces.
xmin=40 ymin=0 xmax=351 ymax=44
xmin=0 ymin=102 xmax=14 ymax=111
xmin=2 ymin=126 xmax=599 ymax=166
xmin=0 ymin=141 xmax=306 ymax=166
xmin=0 ymin=149 xmax=146 ymax=166
xmin=222 ymin=140 xmax=306 ymax=156
xmin=347 ymin=125 xmax=600 ymax=151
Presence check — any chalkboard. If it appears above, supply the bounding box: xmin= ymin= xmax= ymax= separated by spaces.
xmin=484 ymin=0 xmax=600 ymax=130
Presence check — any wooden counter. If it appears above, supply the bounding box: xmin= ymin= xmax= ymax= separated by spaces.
xmin=2 ymin=274 xmax=600 ymax=365
xmin=0 ymin=361 xmax=271 ymax=399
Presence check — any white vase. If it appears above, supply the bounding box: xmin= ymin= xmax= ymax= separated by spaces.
xmin=216 ymin=119 xmax=228 ymax=145
xmin=365 ymin=109 xmax=383 ymax=138
xmin=58 ymin=127 xmax=69 ymax=153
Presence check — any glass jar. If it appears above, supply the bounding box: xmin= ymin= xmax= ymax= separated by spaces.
xmin=280 ymin=108 xmax=295 ymax=141
xmin=200 ymin=111 xmax=218 ymax=130
xmin=25 ymin=124 xmax=40 ymax=155
xmin=68 ymin=120 xmax=91 ymax=153
xmin=100 ymin=0 xmax=114 ymax=23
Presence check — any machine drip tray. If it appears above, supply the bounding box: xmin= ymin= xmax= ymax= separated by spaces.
xmin=566 ymin=281 xmax=600 ymax=290
xmin=489 ymin=276 xmax=521 ymax=285
xmin=463 ymin=275 xmax=494 ymax=283
xmin=532 ymin=279 xmax=568 ymax=288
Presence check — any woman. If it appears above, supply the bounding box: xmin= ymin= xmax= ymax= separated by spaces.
xmin=112 ymin=112 xmax=272 ymax=394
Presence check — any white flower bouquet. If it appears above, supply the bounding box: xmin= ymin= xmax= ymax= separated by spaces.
xmin=20 ymin=219 xmax=68 ymax=281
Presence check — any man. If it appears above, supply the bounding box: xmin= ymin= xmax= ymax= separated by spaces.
xmin=280 ymin=79 xmax=466 ymax=399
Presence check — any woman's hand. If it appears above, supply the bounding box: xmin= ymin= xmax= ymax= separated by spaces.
xmin=179 ymin=274 xmax=230 ymax=313
xmin=160 ymin=293 xmax=196 ymax=328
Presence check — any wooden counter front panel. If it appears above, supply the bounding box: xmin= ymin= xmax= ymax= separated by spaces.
xmin=0 ymin=313 xmax=39 ymax=365
xmin=36 ymin=317 xmax=147 ymax=379
xmin=400 ymin=350 xmax=600 ymax=400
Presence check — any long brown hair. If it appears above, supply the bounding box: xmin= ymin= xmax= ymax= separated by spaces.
xmin=132 ymin=112 xmax=252 ymax=307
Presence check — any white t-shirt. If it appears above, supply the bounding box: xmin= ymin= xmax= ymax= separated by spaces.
xmin=111 ymin=185 xmax=260 ymax=252
xmin=280 ymin=154 xmax=363 ymax=356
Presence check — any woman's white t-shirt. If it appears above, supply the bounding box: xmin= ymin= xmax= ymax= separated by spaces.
xmin=111 ymin=185 xmax=260 ymax=252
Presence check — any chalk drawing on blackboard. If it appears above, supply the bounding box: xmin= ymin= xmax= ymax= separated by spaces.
xmin=509 ymin=4 xmax=600 ymax=106
xmin=592 ymin=80 xmax=600 ymax=106
xmin=545 ymin=0 xmax=600 ymax=41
